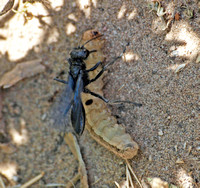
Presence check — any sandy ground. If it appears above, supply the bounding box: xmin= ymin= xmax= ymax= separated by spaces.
xmin=0 ymin=0 xmax=199 ymax=187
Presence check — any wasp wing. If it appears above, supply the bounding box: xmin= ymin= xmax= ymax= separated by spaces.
xmin=49 ymin=74 xmax=75 ymax=132
xmin=71 ymin=72 xmax=85 ymax=135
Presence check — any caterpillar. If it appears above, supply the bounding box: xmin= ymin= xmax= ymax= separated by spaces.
xmin=81 ymin=30 xmax=139 ymax=159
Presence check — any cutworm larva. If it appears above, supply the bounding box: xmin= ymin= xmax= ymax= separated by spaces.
xmin=81 ymin=30 xmax=139 ymax=159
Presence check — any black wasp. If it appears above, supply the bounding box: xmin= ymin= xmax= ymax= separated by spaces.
xmin=54 ymin=34 xmax=142 ymax=135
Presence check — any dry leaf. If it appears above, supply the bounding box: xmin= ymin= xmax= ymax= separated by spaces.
xmin=0 ymin=59 xmax=45 ymax=89
xmin=0 ymin=0 xmax=15 ymax=16
xmin=175 ymin=63 xmax=186 ymax=73
xmin=174 ymin=12 xmax=180 ymax=21
xmin=175 ymin=158 xmax=184 ymax=164
xmin=147 ymin=177 xmax=168 ymax=188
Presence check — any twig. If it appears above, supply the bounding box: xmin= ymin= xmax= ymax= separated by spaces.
xmin=126 ymin=164 xmax=130 ymax=188
xmin=91 ymin=177 xmax=102 ymax=186
xmin=126 ymin=164 xmax=134 ymax=188
xmin=20 ymin=172 xmax=45 ymax=188
xmin=65 ymin=173 xmax=80 ymax=188
xmin=0 ymin=176 xmax=6 ymax=188
xmin=45 ymin=183 xmax=66 ymax=187
xmin=65 ymin=133 xmax=89 ymax=188
xmin=126 ymin=160 xmax=143 ymax=188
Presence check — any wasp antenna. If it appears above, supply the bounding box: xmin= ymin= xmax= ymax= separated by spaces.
xmin=81 ymin=34 xmax=104 ymax=48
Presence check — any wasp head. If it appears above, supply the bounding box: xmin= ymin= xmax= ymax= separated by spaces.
xmin=70 ymin=34 xmax=103 ymax=60
xmin=70 ymin=47 xmax=90 ymax=60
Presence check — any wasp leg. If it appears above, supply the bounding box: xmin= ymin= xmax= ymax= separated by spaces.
xmin=89 ymin=43 xmax=129 ymax=84
xmin=89 ymin=49 xmax=97 ymax=54
xmin=54 ymin=78 xmax=68 ymax=84
xmin=84 ymin=88 xmax=109 ymax=103
xmin=85 ymin=61 xmax=102 ymax=72
xmin=84 ymin=88 xmax=142 ymax=106
xmin=109 ymin=100 xmax=142 ymax=107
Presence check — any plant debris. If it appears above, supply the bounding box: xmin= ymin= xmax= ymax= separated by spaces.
xmin=0 ymin=59 xmax=45 ymax=89
xmin=65 ymin=132 xmax=89 ymax=188
xmin=0 ymin=0 xmax=15 ymax=16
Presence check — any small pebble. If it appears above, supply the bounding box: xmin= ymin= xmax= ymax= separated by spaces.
xmin=12 ymin=175 xmax=19 ymax=182
xmin=196 ymin=146 xmax=200 ymax=150
xmin=158 ymin=129 xmax=163 ymax=136
xmin=41 ymin=113 xmax=47 ymax=121
xmin=149 ymin=155 xmax=152 ymax=162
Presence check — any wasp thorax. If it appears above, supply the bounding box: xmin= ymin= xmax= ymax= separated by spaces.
xmin=70 ymin=48 xmax=90 ymax=60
